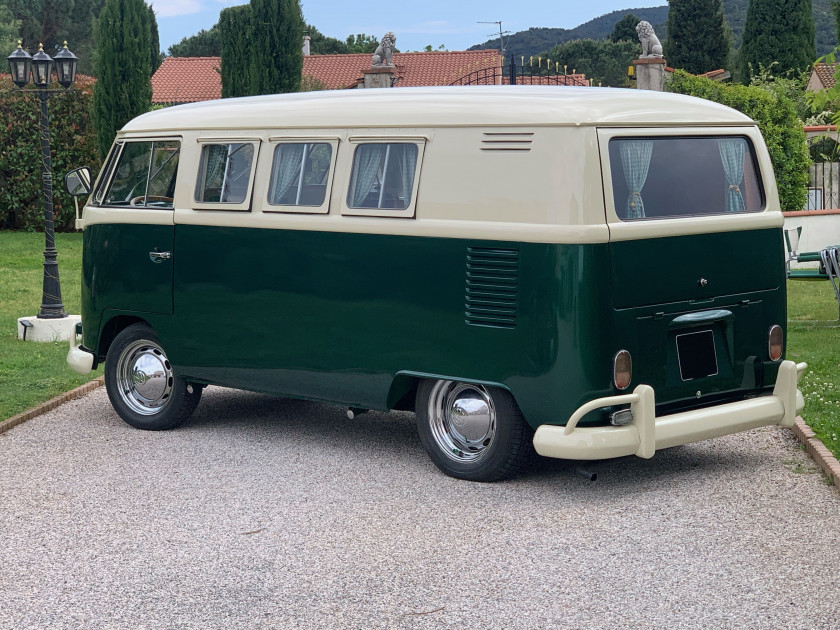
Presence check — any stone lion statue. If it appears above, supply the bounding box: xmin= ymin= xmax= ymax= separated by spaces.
xmin=636 ymin=21 xmax=663 ymax=58
xmin=372 ymin=32 xmax=396 ymax=67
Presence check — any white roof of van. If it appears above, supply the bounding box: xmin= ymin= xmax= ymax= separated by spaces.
xmin=122 ymin=86 xmax=754 ymax=133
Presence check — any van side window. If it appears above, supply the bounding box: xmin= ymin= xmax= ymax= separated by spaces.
xmin=268 ymin=143 xmax=332 ymax=207
xmin=608 ymin=136 xmax=764 ymax=220
xmin=101 ymin=140 xmax=180 ymax=208
xmin=347 ymin=143 xmax=418 ymax=210
xmin=195 ymin=143 xmax=255 ymax=204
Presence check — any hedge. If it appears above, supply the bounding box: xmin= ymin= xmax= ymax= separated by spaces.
xmin=668 ymin=70 xmax=810 ymax=212
xmin=0 ymin=74 xmax=100 ymax=232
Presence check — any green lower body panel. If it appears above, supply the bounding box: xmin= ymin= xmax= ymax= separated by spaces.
xmin=83 ymin=223 xmax=788 ymax=430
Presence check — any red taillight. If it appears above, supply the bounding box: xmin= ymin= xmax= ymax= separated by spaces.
xmin=613 ymin=350 xmax=632 ymax=390
xmin=768 ymin=325 xmax=783 ymax=361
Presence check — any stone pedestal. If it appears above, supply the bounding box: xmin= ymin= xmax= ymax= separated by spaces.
xmin=633 ymin=58 xmax=666 ymax=91
xmin=362 ymin=66 xmax=394 ymax=88
xmin=17 ymin=314 xmax=81 ymax=342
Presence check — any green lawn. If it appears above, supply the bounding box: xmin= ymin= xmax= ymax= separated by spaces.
xmin=1 ymin=231 xmax=839 ymax=462
xmin=0 ymin=232 xmax=101 ymax=420
xmin=787 ymin=278 xmax=840 ymax=458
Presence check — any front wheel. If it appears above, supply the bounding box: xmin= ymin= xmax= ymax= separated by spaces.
xmin=415 ymin=380 xmax=533 ymax=482
xmin=104 ymin=323 xmax=201 ymax=430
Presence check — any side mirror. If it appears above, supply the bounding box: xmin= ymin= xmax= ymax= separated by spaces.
xmin=65 ymin=166 xmax=92 ymax=196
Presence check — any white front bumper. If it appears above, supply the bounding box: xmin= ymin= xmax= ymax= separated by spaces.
xmin=533 ymin=360 xmax=806 ymax=461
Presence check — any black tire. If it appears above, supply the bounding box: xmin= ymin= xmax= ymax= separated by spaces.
xmin=104 ymin=323 xmax=201 ymax=430
xmin=415 ymin=379 xmax=533 ymax=482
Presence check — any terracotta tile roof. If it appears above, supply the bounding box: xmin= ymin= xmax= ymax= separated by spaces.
xmin=812 ymin=62 xmax=837 ymax=89
xmin=301 ymin=49 xmax=504 ymax=89
xmin=152 ymin=50 xmax=593 ymax=104
xmin=151 ymin=57 xmax=221 ymax=104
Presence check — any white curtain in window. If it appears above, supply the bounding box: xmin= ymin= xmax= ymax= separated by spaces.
xmin=271 ymin=144 xmax=305 ymax=204
xmin=717 ymin=138 xmax=746 ymax=213
xmin=204 ymin=145 xmax=227 ymax=188
xmin=619 ymin=140 xmax=653 ymax=219
xmin=396 ymin=145 xmax=417 ymax=209
xmin=351 ymin=144 xmax=386 ymax=207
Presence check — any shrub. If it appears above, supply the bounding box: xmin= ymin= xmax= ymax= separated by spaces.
xmin=0 ymin=75 xmax=101 ymax=231
xmin=668 ymin=69 xmax=810 ymax=211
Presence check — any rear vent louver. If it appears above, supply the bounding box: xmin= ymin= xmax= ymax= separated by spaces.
xmin=481 ymin=132 xmax=533 ymax=152
xmin=465 ymin=247 xmax=519 ymax=329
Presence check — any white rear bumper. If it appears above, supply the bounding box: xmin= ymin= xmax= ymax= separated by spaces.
xmin=533 ymin=360 xmax=806 ymax=461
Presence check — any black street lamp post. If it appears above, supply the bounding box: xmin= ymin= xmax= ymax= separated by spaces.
xmin=7 ymin=41 xmax=78 ymax=320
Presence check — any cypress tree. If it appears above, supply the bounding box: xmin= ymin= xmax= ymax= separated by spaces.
xmin=741 ymin=0 xmax=815 ymax=80
xmin=249 ymin=0 xmax=304 ymax=95
xmin=220 ymin=4 xmax=251 ymax=98
xmin=148 ymin=4 xmax=161 ymax=75
xmin=665 ymin=0 xmax=730 ymax=74
xmin=92 ymin=0 xmax=151 ymax=160
xmin=610 ymin=14 xmax=640 ymax=43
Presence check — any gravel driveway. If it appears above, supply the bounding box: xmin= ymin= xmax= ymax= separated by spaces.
xmin=1 ymin=386 xmax=839 ymax=629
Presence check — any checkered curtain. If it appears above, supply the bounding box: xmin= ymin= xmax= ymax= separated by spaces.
xmin=717 ymin=138 xmax=746 ymax=213
xmin=618 ymin=140 xmax=653 ymax=219
xmin=396 ymin=145 xmax=417 ymax=209
xmin=351 ymin=144 xmax=386 ymax=207
xmin=271 ymin=144 xmax=305 ymax=204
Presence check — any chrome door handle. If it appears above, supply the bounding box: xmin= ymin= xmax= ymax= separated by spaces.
xmin=149 ymin=250 xmax=171 ymax=262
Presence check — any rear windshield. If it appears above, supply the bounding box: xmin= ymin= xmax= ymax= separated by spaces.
xmin=608 ymin=136 xmax=764 ymax=221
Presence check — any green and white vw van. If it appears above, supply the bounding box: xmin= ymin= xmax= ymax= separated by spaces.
xmin=66 ymin=86 xmax=805 ymax=481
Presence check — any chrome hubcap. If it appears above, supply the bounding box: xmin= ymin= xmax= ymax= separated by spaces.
xmin=117 ymin=339 xmax=174 ymax=415
xmin=428 ymin=381 xmax=496 ymax=462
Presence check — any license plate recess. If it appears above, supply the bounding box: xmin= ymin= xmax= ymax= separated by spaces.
xmin=676 ymin=329 xmax=718 ymax=381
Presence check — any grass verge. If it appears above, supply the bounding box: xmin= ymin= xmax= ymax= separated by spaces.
xmin=787 ymin=278 xmax=840 ymax=459
xmin=0 ymin=232 xmax=102 ymax=420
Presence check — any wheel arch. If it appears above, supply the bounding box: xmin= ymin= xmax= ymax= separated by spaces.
xmin=97 ymin=314 xmax=150 ymax=362
xmin=386 ymin=371 xmax=516 ymax=414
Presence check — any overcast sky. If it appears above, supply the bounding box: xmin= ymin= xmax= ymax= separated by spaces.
xmin=150 ymin=0 xmax=657 ymax=53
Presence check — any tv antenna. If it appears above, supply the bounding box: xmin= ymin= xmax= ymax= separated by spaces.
xmin=478 ymin=21 xmax=510 ymax=56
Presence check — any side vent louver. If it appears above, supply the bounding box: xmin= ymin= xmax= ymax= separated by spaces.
xmin=466 ymin=247 xmax=519 ymax=329
xmin=481 ymin=132 xmax=533 ymax=152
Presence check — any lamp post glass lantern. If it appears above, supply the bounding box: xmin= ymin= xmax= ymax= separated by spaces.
xmin=6 ymin=41 xmax=79 ymax=320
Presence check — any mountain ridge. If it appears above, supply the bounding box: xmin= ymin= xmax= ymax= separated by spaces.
xmin=469 ymin=1 xmax=836 ymax=61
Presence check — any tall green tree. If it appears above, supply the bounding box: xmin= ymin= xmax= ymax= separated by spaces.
xmin=9 ymin=0 xmax=103 ymax=75
xmin=610 ymin=13 xmax=640 ymax=42
xmin=0 ymin=0 xmax=19 ymax=52
xmin=344 ymin=33 xmax=379 ymax=53
xmin=148 ymin=4 xmax=161 ymax=75
xmin=832 ymin=0 xmax=840 ymax=44
xmin=740 ymin=0 xmax=815 ymax=80
xmin=545 ymin=39 xmax=640 ymax=87
xmin=249 ymin=0 xmax=304 ymax=95
xmin=167 ymin=25 xmax=220 ymax=56
xmin=220 ymin=4 xmax=251 ymax=98
xmin=92 ymin=0 xmax=151 ymax=159
xmin=306 ymin=23 xmax=348 ymax=54
xmin=666 ymin=0 xmax=730 ymax=74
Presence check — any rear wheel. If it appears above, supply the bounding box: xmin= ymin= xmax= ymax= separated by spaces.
xmin=105 ymin=323 xmax=201 ymax=430
xmin=415 ymin=379 xmax=532 ymax=482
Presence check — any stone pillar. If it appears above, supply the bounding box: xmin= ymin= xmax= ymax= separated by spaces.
xmin=362 ymin=66 xmax=394 ymax=88
xmin=633 ymin=58 xmax=666 ymax=91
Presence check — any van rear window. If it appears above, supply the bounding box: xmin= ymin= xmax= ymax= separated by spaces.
xmin=608 ymin=136 xmax=764 ymax=220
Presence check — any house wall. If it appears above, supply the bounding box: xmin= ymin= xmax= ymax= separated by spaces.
xmin=783 ymin=209 xmax=840 ymax=268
